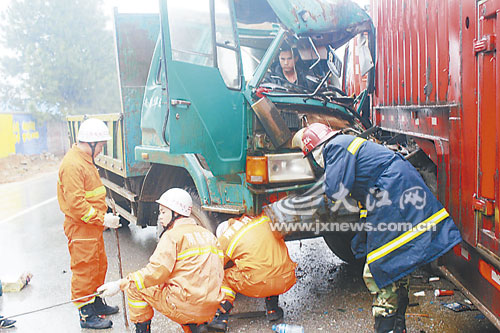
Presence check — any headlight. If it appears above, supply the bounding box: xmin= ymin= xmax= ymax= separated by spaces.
xmin=266 ymin=152 xmax=315 ymax=183
xmin=246 ymin=153 xmax=315 ymax=184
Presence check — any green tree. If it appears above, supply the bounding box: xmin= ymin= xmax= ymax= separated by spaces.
xmin=0 ymin=0 xmax=120 ymax=118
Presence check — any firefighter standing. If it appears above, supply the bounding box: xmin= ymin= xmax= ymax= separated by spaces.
xmin=57 ymin=118 xmax=121 ymax=329
xmin=97 ymin=188 xmax=224 ymax=333
xmin=208 ymin=215 xmax=297 ymax=332
xmin=294 ymin=123 xmax=462 ymax=333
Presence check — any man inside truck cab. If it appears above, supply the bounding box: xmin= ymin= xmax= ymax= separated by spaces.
xmin=294 ymin=123 xmax=462 ymax=333
xmin=97 ymin=188 xmax=224 ymax=333
xmin=57 ymin=118 xmax=121 ymax=329
xmin=207 ymin=214 xmax=297 ymax=332
xmin=264 ymin=43 xmax=314 ymax=92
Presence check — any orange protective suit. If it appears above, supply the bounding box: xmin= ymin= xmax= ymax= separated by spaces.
xmin=124 ymin=217 xmax=224 ymax=327
xmin=57 ymin=145 xmax=108 ymax=308
xmin=218 ymin=215 xmax=297 ymax=303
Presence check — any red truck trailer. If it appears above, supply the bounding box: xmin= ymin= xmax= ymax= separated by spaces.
xmin=368 ymin=0 xmax=500 ymax=328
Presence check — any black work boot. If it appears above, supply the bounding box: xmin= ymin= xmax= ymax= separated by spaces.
xmin=393 ymin=286 xmax=409 ymax=333
xmin=94 ymin=296 xmax=119 ymax=315
xmin=185 ymin=323 xmax=208 ymax=333
xmin=79 ymin=303 xmax=113 ymax=329
xmin=208 ymin=300 xmax=233 ymax=331
xmin=265 ymin=296 xmax=284 ymax=322
xmin=135 ymin=320 xmax=151 ymax=333
xmin=374 ymin=315 xmax=396 ymax=333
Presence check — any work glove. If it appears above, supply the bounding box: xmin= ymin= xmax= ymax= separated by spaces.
xmin=104 ymin=213 xmax=121 ymax=229
xmin=97 ymin=280 xmax=122 ymax=298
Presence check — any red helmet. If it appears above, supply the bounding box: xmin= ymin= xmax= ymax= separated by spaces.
xmin=301 ymin=123 xmax=339 ymax=156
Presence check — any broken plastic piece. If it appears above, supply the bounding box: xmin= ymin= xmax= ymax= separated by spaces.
xmin=2 ymin=272 xmax=32 ymax=292
xmin=413 ymin=291 xmax=426 ymax=297
xmin=441 ymin=302 xmax=472 ymax=312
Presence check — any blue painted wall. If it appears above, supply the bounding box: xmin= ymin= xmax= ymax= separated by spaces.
xmin=0 ymin=113 xmax=49 ymax=157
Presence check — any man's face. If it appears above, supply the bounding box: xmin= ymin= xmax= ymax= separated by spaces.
xmin=158 ymin=205 xmax=173 ymax=228
xmin=279 ymin=50 xmax=296 ymax=74
xmin=93 ymin=141 xmax=106 ymax=157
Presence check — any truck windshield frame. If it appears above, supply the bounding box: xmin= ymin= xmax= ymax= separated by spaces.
xmin=166 ymin=0 xmax=241 ymax=90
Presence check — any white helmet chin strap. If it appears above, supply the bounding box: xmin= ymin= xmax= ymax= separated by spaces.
xmin=87 ymin=142 xmax=98 ymax=167
xmin=160 ymin=212 xmax=181 ymax=237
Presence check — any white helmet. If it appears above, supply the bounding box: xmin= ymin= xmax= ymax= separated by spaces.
xmin=77 ymin=118 xmax=112 ymax=142
xmin=216 ymin=220 xmax=229 ymax=238
xmin=156 ymin=188 xmax=192 ymax=217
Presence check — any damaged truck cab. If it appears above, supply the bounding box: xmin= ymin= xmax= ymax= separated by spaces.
xmin=67 ymin=0 xmax=375 ymax=260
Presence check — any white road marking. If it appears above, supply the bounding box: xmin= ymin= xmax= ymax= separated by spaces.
xmin=0 ymin=196 xmax=58 ymax=224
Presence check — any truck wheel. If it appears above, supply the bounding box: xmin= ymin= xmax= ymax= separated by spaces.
xmin=156 ymin=190 xmax=218 ymax=238
xmin=187 ymin=189 xmax=218 ymax=233
xmin=323 ymin=233 xmax=360 ymax=264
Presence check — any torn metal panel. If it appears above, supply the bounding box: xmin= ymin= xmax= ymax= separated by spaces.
xmin=267 ymin=0 xmax=372 ymax=47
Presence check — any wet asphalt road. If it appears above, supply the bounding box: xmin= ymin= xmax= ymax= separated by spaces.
xmin=0 ymin=173 xmax=498 ymax=333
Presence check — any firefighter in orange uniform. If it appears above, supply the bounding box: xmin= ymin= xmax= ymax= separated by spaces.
xmin=208 ymin=215 xmax=297 ymax=332
xmin=57 ymin=118 xmax=121 ymax=329
xmin=98 ymin=188 xmax=224 ymax=333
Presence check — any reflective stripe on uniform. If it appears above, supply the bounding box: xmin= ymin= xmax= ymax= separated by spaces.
xmin=85 ymin=185 xmax=106 ymax=199
xmin=74 ymin=296 xmax=96 ymax=309
xmin=127 ymin=297 xmax=148 ymax=308
xmin=221 ymin=286 xmax=236 ymax=299
xmin=81 ymin=206 xmax=96 ymax=223
xmin=132 ymin=272 xmax=145 ymax=290
xmin=367 ymin=208 xmax=449 ymax=264
xmin=177 ymin=246 xmax=224 ymax=260
xmin=360 ymin=209 xmax=367 ymax=218
xmin=226 ymin=216 xmax=269 ymax=258
xmin=347 ymin=137 xmax=366 ymax=155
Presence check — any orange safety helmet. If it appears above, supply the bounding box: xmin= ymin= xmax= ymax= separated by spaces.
xmin=300 ymin=123 xmax=340 ymax=156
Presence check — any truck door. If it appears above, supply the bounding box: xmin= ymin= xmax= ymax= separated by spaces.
xmin=475 ymin=0 xmax=500 ymax=256
xmin=159 ymin=0 xmax=246 ymax=176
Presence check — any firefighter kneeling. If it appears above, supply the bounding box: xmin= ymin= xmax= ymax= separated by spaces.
xmin=98 ymin=188 xmax=224 ymax=333
xmin=208 ymin=215 xmax=297 ymax=332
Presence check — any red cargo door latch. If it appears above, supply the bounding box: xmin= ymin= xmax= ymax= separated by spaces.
xmin=473 ymin=194 xmax=495 ymax=216
xmin=474 ymin=34 xmax=496 ymax=54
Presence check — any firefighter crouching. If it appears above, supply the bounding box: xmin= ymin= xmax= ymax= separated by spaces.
xmin=98 ymin=188 xmax=224 ymax=333
xmin=208 ymin=215 xmax=297 ymax=332
xmin=294 ymin=123 xmax=462 ymax=333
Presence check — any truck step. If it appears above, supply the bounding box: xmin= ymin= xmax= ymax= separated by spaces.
xmin=202 ymin=204 xmax=246 ymax=214
xmin=105 ymin=197 xmax=138 ymax=225
xmin=101 ymin=178 xmax=137 ymax=202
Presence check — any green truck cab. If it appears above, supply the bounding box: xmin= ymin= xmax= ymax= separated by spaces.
xmin=67 ymin=0 xmax=375 ymax=261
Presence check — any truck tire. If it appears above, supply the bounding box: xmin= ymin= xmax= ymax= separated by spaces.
xmin=141 ymin=164 xmax=223 ymax=234
xmin=156 ymin=189 xmax=218 ymax=239
xmin=188 ymin=189 xmax=218 ymax=234
xmin=323 ymin=232 xmax=359 ymax=264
